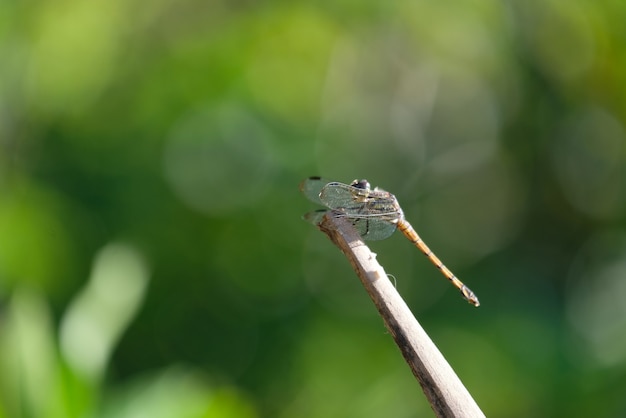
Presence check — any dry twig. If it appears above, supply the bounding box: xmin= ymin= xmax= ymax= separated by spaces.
xmin=317 ymin=212 xmax=485 ymax=418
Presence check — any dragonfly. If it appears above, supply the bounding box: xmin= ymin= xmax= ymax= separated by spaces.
xmin=300 ymin=176 xmax=480 ymax=307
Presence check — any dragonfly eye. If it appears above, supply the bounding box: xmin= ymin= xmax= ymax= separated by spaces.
xmin=350 ymin=179 xmax=371 ymax=190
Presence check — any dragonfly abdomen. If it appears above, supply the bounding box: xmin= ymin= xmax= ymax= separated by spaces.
xmin=396 ymin=220 xmax=437 ymax=258
xmin=396 ymin=220 xmax=480 ymax=307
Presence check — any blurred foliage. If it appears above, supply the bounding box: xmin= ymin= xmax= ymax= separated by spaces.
xmin=2 ymin=0 xmax=626 ymax=417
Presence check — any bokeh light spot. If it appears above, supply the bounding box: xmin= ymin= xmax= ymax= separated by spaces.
xmin=567 ymin=232 xmax=626 ymax=367
xmin=164 ymin=104 xmax=275 ymax=215
xmin=552 ymin=106 xmax=625 ymax=219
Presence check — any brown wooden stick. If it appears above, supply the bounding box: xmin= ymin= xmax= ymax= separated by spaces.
xmin=317 ymin=212 xmax=485 ymax=418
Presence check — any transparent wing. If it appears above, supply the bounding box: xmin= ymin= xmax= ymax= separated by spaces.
xmin=300 ymin=177 xmax=398 ymax=213
xmin=300 ymin=177 xmax=402 ymax=241
xmin=302 ymin=210 xmax=398 ymax=241
xmin=299 ymin=176 xmax=330 ymax=205
xmin=319 ymin=182 xmax=397 ymax=212
xmin=350 ymin=215 xmax=398 ymax=240
xmin=302 ymin=209 xmax=327 ymax=225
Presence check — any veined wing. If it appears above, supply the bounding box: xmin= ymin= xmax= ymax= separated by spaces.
xmin=350 ymin=214 xmax=398 ymax=240
xmin=302 ymin=210 xmax=398 ymax=241
xmin=300 ymin=176 xmax=384 ymax=210
xmin=299 ymin=176 xmax=330 ymax=205
xmin=302 ymin=209 xmax=328 ymax=226
xmin=319 ymin=182 xmax=399 ymax=216
xmin=300 ymin=177 xmax=401 ymax=240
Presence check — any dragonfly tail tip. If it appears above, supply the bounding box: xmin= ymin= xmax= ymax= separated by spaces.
xmin=461 ymin=285 xmax=480 ymax=307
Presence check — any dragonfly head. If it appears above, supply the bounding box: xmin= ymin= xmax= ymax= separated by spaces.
xmin=350 ymin=179 xmax=371 ymax=191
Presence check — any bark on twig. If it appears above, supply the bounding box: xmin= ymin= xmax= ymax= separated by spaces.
xmin=317 ymin=212 xmax=485 ymax=418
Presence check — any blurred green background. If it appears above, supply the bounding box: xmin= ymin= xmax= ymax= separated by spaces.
xmin=2 ymin=0 xmax=626 ymax=417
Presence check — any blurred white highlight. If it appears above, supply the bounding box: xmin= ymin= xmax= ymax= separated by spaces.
xmin=60 ymin=243 xmax=149 ymax=382
xmin=567 ymin=233 xmax=626 ymax=367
